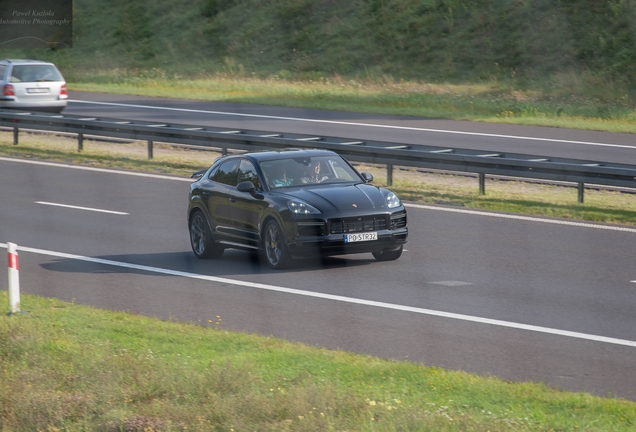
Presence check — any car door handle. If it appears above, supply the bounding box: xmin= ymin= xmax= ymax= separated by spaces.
xmin=229 ymin=197 xmax=236 ymax=202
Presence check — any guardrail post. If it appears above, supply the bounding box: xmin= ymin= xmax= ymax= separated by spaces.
xmin=387 ymin=164 xmax=393 ymax=186
xmin=7 ymin=242 xmax=20 ymax=314
xmin=148 ymin=140 xmax=154 ymax=159
xmin=221 ymin=148 xmax=227 ymax=156
xmin=13 ymin=126 xmax=18 ymax=145
xmin=479 ymin=173 xmax=486 ymax=195
xmin=78 ymin=133 xmax=83 ymax=152
xmin=578 ymin=183 xmax=585 ymax=204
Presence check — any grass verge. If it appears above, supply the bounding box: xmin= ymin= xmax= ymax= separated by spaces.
xmin=1 ymin=293 xmax=635 ymax=431
xmin=2 ymin=131 xmax=636 ymax=226
xmin=69 ymin=74 xmax=636 ymax=135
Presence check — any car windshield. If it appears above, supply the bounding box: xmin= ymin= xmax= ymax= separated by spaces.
xmin=260 ymin=154 xmax=361 ymax=189
xmin=10 ymin=65 xmax=63 ymax=83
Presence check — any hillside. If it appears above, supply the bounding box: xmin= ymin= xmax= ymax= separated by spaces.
xmin=2 ymin=0 xmax=636 ymax=99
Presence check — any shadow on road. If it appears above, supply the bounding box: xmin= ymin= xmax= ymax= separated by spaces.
xmin=39 ymin=249 xmax=375 ymax=278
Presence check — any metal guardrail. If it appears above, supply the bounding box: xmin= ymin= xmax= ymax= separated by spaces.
xmin=2 ymin=110 xmax=636 ymax=203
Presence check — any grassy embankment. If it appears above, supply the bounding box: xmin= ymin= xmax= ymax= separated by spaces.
xmin=67 ymin=70 xmax=636 ymax=134
xmin=2 ymin=293 xmax=636 ymax=431
xmin=4 ymin=0 xmax=636 ymax=133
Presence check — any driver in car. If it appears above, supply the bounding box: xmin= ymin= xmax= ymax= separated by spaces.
xmin=301 ymin=160 xmax=329 ymax=184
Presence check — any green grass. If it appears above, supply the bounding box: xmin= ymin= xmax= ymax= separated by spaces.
xmin=12 ymin=0 xmax=635 ymax=134
xmin=1 ymin=293 xmax=635 ymax=431
xmin=68 ymin=73 xmax=636 ymax=134
xmin=16 ymin=0 xmax=636 ymax=96
xmin=6 ymin=0 xmax=636 ymax=133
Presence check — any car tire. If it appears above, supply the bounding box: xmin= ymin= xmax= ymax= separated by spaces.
xmin=263 ymin=219 xmax=293 ymax=269
xmin=189 ymin=210 xmax=224 ymax=259
xmin=372 ymin=245 xmax=403 ymax=262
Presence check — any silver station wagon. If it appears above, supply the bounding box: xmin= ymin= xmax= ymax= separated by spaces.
xmin=0 ymin=59 xmax=68 ymax=113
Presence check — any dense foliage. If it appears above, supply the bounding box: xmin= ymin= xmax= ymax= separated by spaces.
xmin=3 ymin=0 xmax=636 ymax=92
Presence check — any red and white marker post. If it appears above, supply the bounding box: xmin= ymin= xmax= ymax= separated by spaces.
xmin=7 ymin=242 xmax=20 ymax=314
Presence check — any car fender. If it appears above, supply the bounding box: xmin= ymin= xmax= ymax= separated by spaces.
xmin=188 ymin=198 xmax=215 ymax=234
xmin=259 ymin=209 xmax=291 ymax=245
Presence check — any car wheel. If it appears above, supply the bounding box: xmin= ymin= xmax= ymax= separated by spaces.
xmin=372 ymin=245 xmax=403 ymax=262
xmin=263 ymin=220 xmax=293 ymax=269
xmin=189 ymin=210 xmax=223 ymax=259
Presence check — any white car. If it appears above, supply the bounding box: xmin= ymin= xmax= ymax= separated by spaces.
xmin=0 ymin=59 xmax=68 ymax=113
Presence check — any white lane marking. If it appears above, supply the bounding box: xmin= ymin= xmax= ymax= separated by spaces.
xmin=70 ymin=100 xmax=635 ymax=150
xmin=2 ymin=156 xmax=636 ymax=233
xmin=428 ymin=281 xmax=473 ymax=287
xmin=0 ymin=157 xmax=193 ymax=182
xmin=35 ymin=201 xmax=129 ymax=215
xmin=406 ymin=203 xmax=636 ymax=233
xmin=1 ymin=242 xmax=635 ymax=349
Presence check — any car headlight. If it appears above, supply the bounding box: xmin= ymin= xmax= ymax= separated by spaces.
xmin=288 ymin=200 xmax=321 ymax=214
xmin=386 ymin=191 xmax=401 ymax=209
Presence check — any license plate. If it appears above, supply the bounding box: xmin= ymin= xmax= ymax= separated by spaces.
xmin=344 ymin=232 xmax=377 ymax=243
xmin=27 ymin=88 xmax=49 ymax=94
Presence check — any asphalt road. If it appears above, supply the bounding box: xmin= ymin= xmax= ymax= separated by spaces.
xmin=1 ymin=154 xmax=636 ymax=401
xmin=65 ymin=91 xmax=636 ymax=165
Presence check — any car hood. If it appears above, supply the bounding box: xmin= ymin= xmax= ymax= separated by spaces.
xmin=277 ymin=183 xmax=390 ymax=212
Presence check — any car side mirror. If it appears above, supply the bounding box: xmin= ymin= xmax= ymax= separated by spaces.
xmin=361 ymin=172 xmax=373 ymax=183
xmin=191 ymin=169 xmax=207 ymax=180
xmin=237 ymin=181 xmax=263 ymax=199
xmin=237 ymin=181 xmax=255 ymax=192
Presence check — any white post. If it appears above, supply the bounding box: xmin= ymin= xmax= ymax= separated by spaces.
xmin=7 ymin=242 xmax=20 ymax=314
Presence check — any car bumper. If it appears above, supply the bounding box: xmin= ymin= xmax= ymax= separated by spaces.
xmin=284 ymin=208 xmax=408 ymax=257
xmin=0 ymin=99 xmax=67 ymax=113
xmin=288 ymin=228 xmax=408 ymax=258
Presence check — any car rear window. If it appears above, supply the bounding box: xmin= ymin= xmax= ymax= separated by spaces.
xmin=9 ymin=65 xmax=63 ymax=83
xmin=0 ymin=65 xmax=6 ymax=80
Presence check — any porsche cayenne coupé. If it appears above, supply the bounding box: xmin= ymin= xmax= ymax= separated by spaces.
xmin=187 ymin=149 xmax=408 ymax=269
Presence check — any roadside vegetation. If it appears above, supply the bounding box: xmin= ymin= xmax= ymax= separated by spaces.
xmin=69 ymin=73 xmax=636 ymax=134
xmin=2 ymin=0 xmax=636 ymax=133
xmin=1 ymin=293 xmax=635 ymax=431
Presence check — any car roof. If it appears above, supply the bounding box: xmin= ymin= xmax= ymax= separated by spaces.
xmin=222 ymin=148 xmax=339 ymax=163
xmin=0 ymin=59 xmax=55 ymax=66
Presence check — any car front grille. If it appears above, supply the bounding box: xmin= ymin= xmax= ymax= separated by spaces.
xmin=298 ymin=211 xmax=406 ymax=237
xmin=390 ymin=210 xmax=407 ymax=230
xmin=297 ymin=220 xmax=326 ymax=236
xmin=329 ymin=215 xmax=387 ymax=234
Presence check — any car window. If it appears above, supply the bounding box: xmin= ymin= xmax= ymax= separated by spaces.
xmin=209 ymin=159 xmax=239 ymax=186
xmin=0 ymin=65 xmax=6 ymax=81
xmin=9 ymin=65 xmax=63 ymax=83
xmin=260 ymin=155 xmax=362 ymax=187
xmin=297 ymin=156 xmax=360 ymax=184
xmin=261 ymin=160 xmax=297 ymax=188
xmin=325 ymin=157 xmax=360 ymax=181
xmin=237 ymin=159 xmax=263 ymax=191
